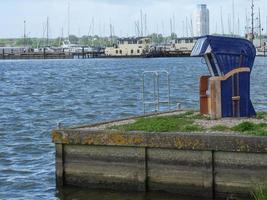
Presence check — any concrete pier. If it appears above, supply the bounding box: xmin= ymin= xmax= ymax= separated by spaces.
xmin=52 ymin=115 xmax=267 ymax=199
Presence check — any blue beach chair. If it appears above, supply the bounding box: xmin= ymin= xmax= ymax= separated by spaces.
xmin=191 ymin=35 xmax=256 ymax=119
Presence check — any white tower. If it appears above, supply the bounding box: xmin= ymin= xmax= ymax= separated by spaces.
xmin=194 ymin=4 xmax=209 ymax=36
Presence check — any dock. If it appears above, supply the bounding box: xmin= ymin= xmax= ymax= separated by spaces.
xmin=0 ymin=47 xmax=104 ymax=60
xmin=52 ymin=111 xmax=267 ymax=200
xmin=0 ymin=52 xmax=73 ymax=60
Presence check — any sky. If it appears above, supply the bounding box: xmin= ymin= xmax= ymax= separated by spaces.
xmin=0 ymin=0 xmax=267 ymax=38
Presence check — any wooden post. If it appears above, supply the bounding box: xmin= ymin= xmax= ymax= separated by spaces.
xmin=55 ymin=144 xmax=64 ymax=187
xmin=43 ymin=48 xmax=46 ymax=59
xmin=82 ymin=47 xmax=85 ymax=59
xmin=199 ymin=76 xmax=211 ymax=115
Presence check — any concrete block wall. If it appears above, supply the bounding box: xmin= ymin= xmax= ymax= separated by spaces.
xmin=52 ymin=128 xmax=267 ymax=199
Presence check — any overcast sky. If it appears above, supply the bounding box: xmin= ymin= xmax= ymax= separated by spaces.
xmin=1 ymin=0 xmax=267 ymax=38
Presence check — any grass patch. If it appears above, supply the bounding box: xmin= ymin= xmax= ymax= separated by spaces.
xmin=252 ymin=186 xmax=267 ymax=200
xmin=111 ymin=111 xmax=204 ymax=132
xmin=110 ymin=111 xmax=267 ymax=136
xmin=256 ymin=111 xmax=267 ymax=119
xmin=210 ymin=125 xmax=230 ymax=132
xmin=231 ymin=122 xmax=267 ymax=136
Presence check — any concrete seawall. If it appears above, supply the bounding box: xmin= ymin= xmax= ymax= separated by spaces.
xmin=52 ymin=118 xmax=267 ymax=199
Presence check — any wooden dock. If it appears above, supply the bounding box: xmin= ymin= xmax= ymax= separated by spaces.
xmin=0 ymin=46 xmax=105 ymax=60
xmin=0 ymin=52 xmax=73 ymax=60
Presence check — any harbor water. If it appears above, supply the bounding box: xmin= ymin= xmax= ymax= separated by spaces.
xmin=0 ymin=57 xmax=266 ymax=200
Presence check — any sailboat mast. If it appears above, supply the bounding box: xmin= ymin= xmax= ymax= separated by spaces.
xmin=232 ymin=0 xmax=235 ymax=35
xmin=182 ymin=20 xmax=185 ymax=37
xmin=170 ymin=18 xmax=173 ymax=36
xmin=186 ymin=17 xmax=188 ymax=37
xmin=173 ymin=14 xmax=176 ymax=34
xmin=237 ymin=16 xmax=240 ymax=36
xmin=251 ymin=0 xmax=254 ymax=41
xmin=228 ymin=14 xmax=231 ymax=34
xmin=46 ymin=17 xmax=49 ymax=46
xmin=140 ymin=10 xmax=143 ymax=37
xmin=23 ymin=20 xmax=26 ymax=48
xmin=258 ymin=8 xmax=262 ymax=47
xmin=190 ymin=17 xmax=193 ymax=37
xmin=59 ymin=27 xmax=64 ymax=46
xmin=68 ymin=0 xmax=70 ymax=41
xmin=144 ymin=13 xmax=147 ymax=36
xmin=220 ymin=7 xmax=224 ymax=35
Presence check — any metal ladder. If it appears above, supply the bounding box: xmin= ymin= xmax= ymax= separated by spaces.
xmin=142 ymin=70 xmax=170 ymax=114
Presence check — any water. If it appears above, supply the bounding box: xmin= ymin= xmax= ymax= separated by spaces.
xmin=0 ymin=57 xmax=266 ymax=200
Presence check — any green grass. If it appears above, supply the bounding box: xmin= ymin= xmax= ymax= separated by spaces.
xmin=232 ymin=122 xmax=267 ymax=136
xmin=110 ymin=111 xmax=267 ymax=136
xmin=111 ymin=111 xmax=204 ymax=132
xmin=210 ymin=125 xmax=231 ymax=132
xmin=252 ymin=186 xmax=267 ymax=200
xmin=256 ymin=111 xmax=267 ymax=119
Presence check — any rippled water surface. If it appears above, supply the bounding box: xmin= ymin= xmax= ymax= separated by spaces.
xmin=0 ymin=57 xmax=266 ymax=199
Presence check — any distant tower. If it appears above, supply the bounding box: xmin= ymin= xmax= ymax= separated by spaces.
xmin=194 ymin=4 xmax=209 ymax=36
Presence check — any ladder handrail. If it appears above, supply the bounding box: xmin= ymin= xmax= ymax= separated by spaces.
xmin=142 ymin=70 xmax=171 ymax=114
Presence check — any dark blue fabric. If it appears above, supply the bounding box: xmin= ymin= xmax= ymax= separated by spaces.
xmin=221 ymin=78 xmax=233 ymax=117
xmin=191 ymin=35 xmax=256 ymax=74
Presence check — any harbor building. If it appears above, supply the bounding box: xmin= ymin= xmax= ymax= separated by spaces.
xmin=105 ymin=37 xmax=151 ymax=57
xmin=194 ymin=4 xmax=209 ymax=36
xmin=169 ymin=37 xmax=197 ymax=52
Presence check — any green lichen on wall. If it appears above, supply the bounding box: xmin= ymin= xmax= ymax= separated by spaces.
xmin=51 ymin=131 xmax=63 ymax=143
xmin=174 ymin=137 xmax=205 ymax=149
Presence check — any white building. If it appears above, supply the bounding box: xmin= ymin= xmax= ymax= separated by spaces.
xmin=194 ymin=4 xmax=209 ymax=37
xmin=169 ymin=37 xmax=197 ymax=52
xmin=105 ymin=37 xmax=151 ymax=57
